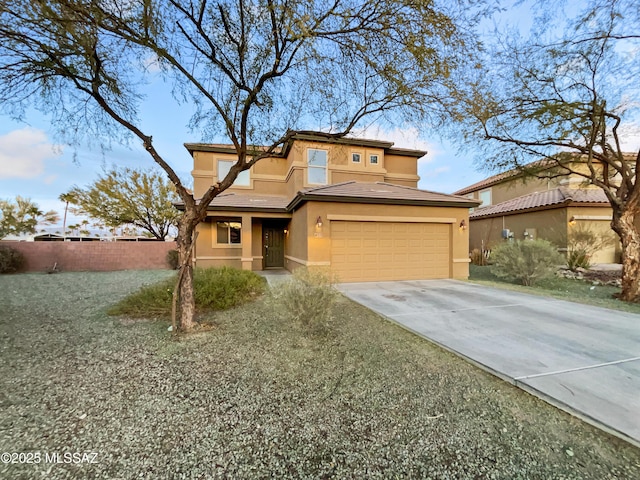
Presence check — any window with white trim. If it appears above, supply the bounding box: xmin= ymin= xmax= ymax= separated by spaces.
xmin=369 ymin=154 xmax=379 ymax=165
xmin=216 ymin=221 xmax=241 ymax=244
xmin=478 ymin=189 xmax=492 ymax=207
xmin=218 ymin=160 xmax=250 ymax=186
xmin=307 ymin=149 xmax=328 ymax=184
xmin=351 ymin=153 xmax=361 ymax=163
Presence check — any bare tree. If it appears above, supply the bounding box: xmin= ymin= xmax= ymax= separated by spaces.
xmin=0 ymin=0 xmax=480 ymax=330
xmin=453 ymin=0 xmax=640 ymax=302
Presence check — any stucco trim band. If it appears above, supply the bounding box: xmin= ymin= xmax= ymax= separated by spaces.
xmin=285 ymin=255 xmax=331 ymax=267
xmin=326 ymin=215 xmax=456 ymax=223
xmin=573 ymin=215 xmax=612 ymax=221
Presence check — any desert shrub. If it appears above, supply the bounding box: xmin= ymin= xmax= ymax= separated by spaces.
xmin=566 ymin=224 xmax=613 ymax=270
xmin=0 ymin=245 xmax=26 ymax=273
xmin=108 ymin=267 xmax=266 ymax=318
xmin=491 ymin=239 xmax=564 ymax=286
xmin=470 ymin=248 xmax=490 ymax=266
xmin=270 ymin=267 xmax=337 ymax=335
xmin=166 ymin=249 xmax=179 ymax=269
xmin=567 ymin=249 xmax=591 ymax=270
xmin=193 ymin=266 xmax=266 ymax=310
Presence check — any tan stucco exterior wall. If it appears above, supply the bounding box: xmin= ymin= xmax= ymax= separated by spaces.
xmin=298 ymin=201 xmax=471 ymax=279
xmin=469 ymin=209 xmax=567 ymax=252
xmin=469 ymin=205 xmax=620 ymax=264
xmin=566 ymin=206 xmax=619 ymax=263
xmin=195 ymin=201 xmax=472 ymax=279
xmin=190 ymin=138 xmax=422 ymax=200
xmin=284 ymin=203 xmax=309 ymax=271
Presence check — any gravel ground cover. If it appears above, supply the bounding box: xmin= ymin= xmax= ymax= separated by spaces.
xmin=0 ymin=270 xmax=638 ymax=479
xmin=469 ymin=265 xmax=640 ymax=315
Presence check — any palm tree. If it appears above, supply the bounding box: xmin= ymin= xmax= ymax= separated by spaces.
xmin=58 ymin=192 xmax=75 ymax=240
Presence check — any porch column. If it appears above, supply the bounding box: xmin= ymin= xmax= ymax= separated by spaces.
xmin=241 ymin=214 xmax=253 ymax=271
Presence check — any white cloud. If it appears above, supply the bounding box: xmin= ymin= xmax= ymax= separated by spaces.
xmin=0 ymin=127 xmax=62 ymax=179
xmin=349 ymin=126 xmax=438 ymax=162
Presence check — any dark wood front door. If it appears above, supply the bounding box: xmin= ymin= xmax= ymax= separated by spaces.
xmin=263 ymin=226 xmax=285 ymax=268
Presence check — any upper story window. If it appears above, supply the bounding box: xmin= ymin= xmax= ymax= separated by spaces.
xmin=307 ymin=149 xmax=328 ymax=185
xmin=478 ymin=189 xmax=492 ymax=207
xmin=218 ymin=160 xmax=250 ymax=186
xmin=369 ymin=154 xmax=379 ymax=165
xmin=351 ymin=153 xmax=361 ymax=163
xmin=216 ymin=221 xmax=241 ymax=244
xmin=466 ymin=194 xmax=475 ymax=212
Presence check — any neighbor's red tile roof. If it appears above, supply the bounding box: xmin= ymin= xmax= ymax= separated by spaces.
xmin=470 ymin=187 xmax=608 ymax=219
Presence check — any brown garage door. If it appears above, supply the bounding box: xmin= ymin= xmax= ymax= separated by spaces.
xmin=330 ymin=221 xmax=451 ymax=282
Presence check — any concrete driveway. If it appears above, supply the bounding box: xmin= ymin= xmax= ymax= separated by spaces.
xmin=337 ymin=279 xmax=640 ymax=447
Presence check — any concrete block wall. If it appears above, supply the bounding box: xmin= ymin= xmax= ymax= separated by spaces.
xmin=2 ymin=241 xmax=176 ymax=272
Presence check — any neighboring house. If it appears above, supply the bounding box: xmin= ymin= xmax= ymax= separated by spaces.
xmin=185 ymin=131 xmax=479 ymax=282
xmin=453 ymin=160 xmax=621 ymax=263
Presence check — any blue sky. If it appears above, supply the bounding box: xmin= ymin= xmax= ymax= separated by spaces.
xmin=1 ymin=0 xmax=617 ymax=225
xmin=0 ymin=77 xmax=487 ymax=225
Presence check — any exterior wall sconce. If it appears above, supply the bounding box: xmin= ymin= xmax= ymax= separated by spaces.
xmin=316 ymin=216 xmax=323 ymax=229
xmin=284 ymin=228 xmax=289 ymax=235
xmin=459 ymin=219 xmax=467 ymax=231
xmin=568 ymin=216 xmax=576 ymax=226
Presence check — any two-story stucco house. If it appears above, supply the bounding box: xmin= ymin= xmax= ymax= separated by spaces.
xmin=453 ymin=158 xmax=622 ymax=263
xmin=186 ymin=131 xmax=478 ymax=282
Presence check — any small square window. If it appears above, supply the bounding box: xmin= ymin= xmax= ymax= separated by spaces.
xmin=370 ymin=154 xmax=379 ymax=165
xmin=352 ymin=153 xmax=361 ymax=163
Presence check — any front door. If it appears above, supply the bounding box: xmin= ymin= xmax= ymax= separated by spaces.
xmin=263 ymin=226 xmax=285 ymax=268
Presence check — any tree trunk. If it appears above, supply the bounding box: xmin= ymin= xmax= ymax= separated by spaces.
xmin=175 ymin=219 xmax=197 ymax=331
xmin=612 ymin=207 xmax=640 ymax=302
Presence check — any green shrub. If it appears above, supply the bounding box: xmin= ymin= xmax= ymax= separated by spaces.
xmin=490 ymin=239 xmax=563 ymax=286
xmin=166 ymin=249 xmax=179 ymax=269
xmin=108 ymin=266 xmax=266 ymax=318
xmin=193 ymin=266 xmax=266 ymax=310
xmin=270 ymin=267 xmax=337 ymax=335
xmin=0 ymin=246 xmax=26 ymax=273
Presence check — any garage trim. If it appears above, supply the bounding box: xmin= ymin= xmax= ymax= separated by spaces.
xmin=327 ymin=214 xmax=456 ymax=223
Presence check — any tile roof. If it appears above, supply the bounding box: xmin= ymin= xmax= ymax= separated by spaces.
xmin=470 ymin=187 xmax=608 ymax=219
xmin=293 ymin=181 xmax=479 ymax=208
xmin=201 ymin=193 xmax=290 ymax=212
xmin=180 ymin=181 xmax=480 ymax=212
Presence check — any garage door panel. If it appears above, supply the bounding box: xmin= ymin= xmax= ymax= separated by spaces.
xmin=331 ymin=221 xmax=451 ymax=282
